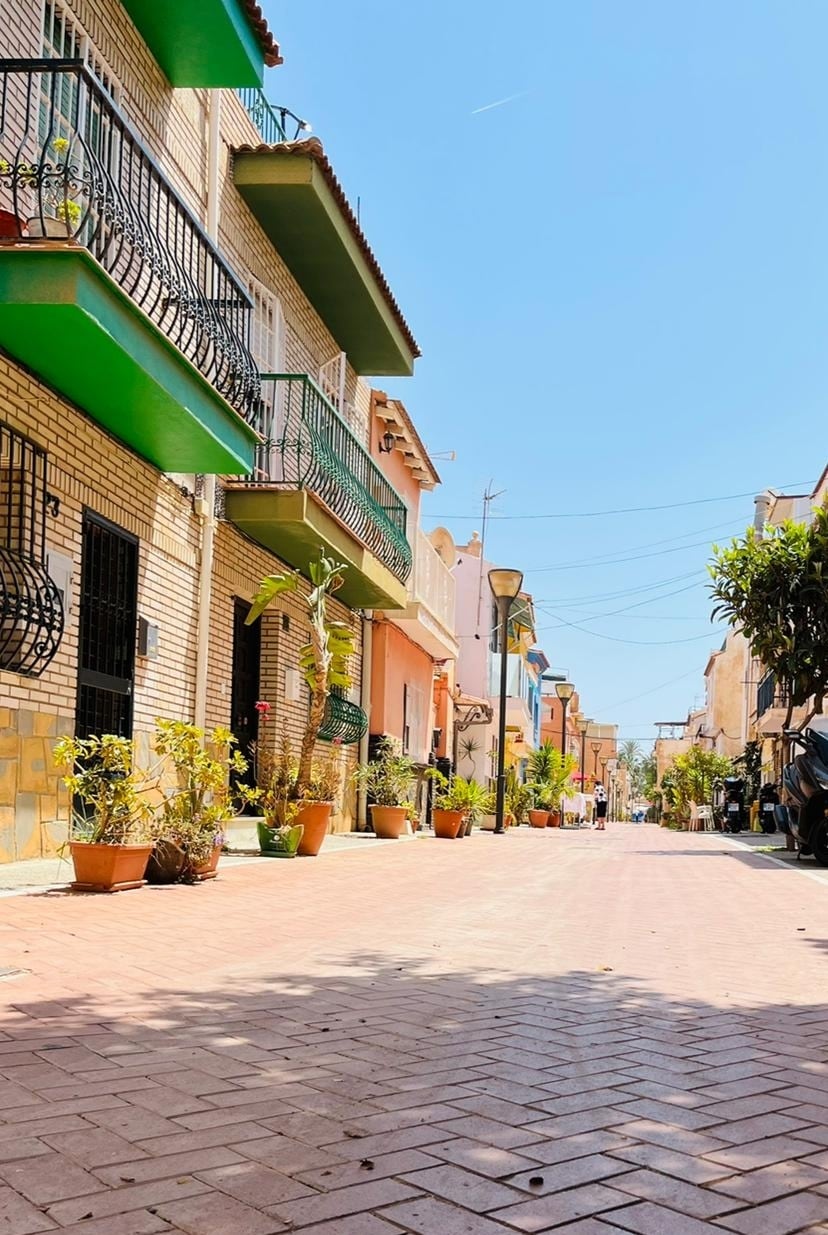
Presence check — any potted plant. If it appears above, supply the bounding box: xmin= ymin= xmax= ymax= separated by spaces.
xmin=254 ymin=732 xmax=304 ymax=858
xmin=428 ymin=770 xmax=470 ymax=839
xmin=54 ymin=733 xmax=154 ymax=892
xmin=24 ymin=138 xmax=85 ymax=237
xmin=450 ymin=776 xmax=492 ymax=836
xmin=353 ymin=737 xmax=416 ymax=839
xmin=246 ymin=552 xmax=355 ymax=856
xmin=505 ymin=772 xmax=534 ymax=827
xmin=527 ymin=742 xmax=577 ymax=827
xmin=146 ymin=720 xmax=251 ymax=883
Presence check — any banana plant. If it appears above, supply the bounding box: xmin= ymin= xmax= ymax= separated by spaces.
xmin=246 ymin=551 xmax=355 ymax=797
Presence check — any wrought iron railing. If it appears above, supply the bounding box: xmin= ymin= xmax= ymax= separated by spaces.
xmin=318 ymin=689 xmax=368 ymax=746
xmin=0 ymin=59 xmax=259 ymax=422
xmin=234 ymin=373 xmax=412 ymax=583
xmin=236 ymin=88 xmax=310 ymax=144
xmin=757 ymin=671 xmax=788 ymax=718
xmin=0 ymin=419 xmax=63 ymax=677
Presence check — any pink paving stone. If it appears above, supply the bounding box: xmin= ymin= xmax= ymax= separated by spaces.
xmin=507 ymin=1155 xmax=633 ymax=1194
xmin=0 ymin=1185 xmax=57 ymax=1233
xmin=45 ymin=1211 xmax=171 ymax=1235
xmin=716 ymin=1190 xmax=828 ymax=1235
xmin=94 ymin=1146 xmax=249 ymax=1186
xmin=270 ymin=1178 xmax=422 ymax=1227
xmin=711 ymin=1159 xmax=828 ymax=1203
xmin=44 ymin=1176 xmax=211 ymax=1226
xmin=194 ymin=1160 xmax=315 ymax=1206
xmin=711 ymin=1112 xmax=815 ymax=1144
xmin=424 ymin=1137 xmax=544 ymax=1177
xmin=296 ymin=1217 xmax=403 ymax=1235
xmin=492 ymin=1181 xmax=632 ymax=1231
xmin=154 ymin=1190 xmax=288 ymax=1234
xmin=400 ymin=1162 xmax=527 ymax=1211
xmin=607 ymin=1167 xmax=744 ymax=1218
xmin=605 ymin=1201 xmax=723 ymax=1235
xmin=42 ymin=1126 xmax=148 ymax=1167
xmin=296 ymin=1147 xmax=439 ymax=1190
xmin=704 ymin=1135 xmax=827 ymax=1171
xmin=380 ymin=1194 xmax=519 ymax=1233
xmin=0 ymin=1151 xmax=106 ymax=1204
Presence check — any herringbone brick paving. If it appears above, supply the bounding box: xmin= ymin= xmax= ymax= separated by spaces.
xmin=0 ymin=824 xmax=827 ymax=1232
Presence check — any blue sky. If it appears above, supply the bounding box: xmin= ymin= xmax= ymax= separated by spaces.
xmin=263 ymin=1 xmax=827 ymax=746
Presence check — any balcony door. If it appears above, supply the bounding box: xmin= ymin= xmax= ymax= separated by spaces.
xmin=248 ymin=279 xmax=286 ymax=478
xmin=230 ymin=599 xmax=261 ymax=799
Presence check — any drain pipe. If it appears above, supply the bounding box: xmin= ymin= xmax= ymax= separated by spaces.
xmin=357 ymin=611 xmax=373 ymax=829
xmin=194 ymin=92 xmax=222 ymax=728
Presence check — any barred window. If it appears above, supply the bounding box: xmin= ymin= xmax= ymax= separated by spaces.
xmin=0 ymin=422 xmax=64 ymax=677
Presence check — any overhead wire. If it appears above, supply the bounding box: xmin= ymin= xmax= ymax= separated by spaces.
xmin=522 ymin=519 xmax=742 ymax=573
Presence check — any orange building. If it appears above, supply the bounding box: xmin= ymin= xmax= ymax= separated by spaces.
xmin=368 ymin=393 xmax=458 ymax=814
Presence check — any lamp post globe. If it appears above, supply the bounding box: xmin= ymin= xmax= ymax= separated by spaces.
xmin=488 ymin=568 xmax=524 ymax=835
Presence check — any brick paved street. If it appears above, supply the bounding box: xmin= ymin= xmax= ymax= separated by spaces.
xmin=1 ymin=824 xmax=827 ymax=1233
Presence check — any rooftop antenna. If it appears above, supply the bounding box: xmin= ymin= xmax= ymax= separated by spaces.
xmin=477 ymin=480 xmax=506 ymax=628
xmin=430 ymin=450 xmax=456 ymax=462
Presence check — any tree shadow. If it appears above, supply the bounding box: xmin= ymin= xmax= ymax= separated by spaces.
xmin=2 ymin=951 xmax=828 ymax=1230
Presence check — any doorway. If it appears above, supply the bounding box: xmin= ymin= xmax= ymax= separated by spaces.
xmin=75 ymin=512 xmax=138 ymax=740
xmin=231 ymin=598 xmax=261 ymax=798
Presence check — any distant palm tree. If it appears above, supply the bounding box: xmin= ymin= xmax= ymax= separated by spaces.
xmin=620 ymin=739 xmax=641 ymax=768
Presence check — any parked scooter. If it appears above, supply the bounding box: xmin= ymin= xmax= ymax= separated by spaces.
xmin=780 ymin=728 xmax=828 ymax=867
xmin=758 ymin=782 xmax=779 ymax=835
xmin=722 ymin=776 xmax=745 ymax=833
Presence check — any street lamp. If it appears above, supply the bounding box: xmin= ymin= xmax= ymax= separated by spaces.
xmin=577 ymin=716 xmax=590 ymax=810
xmin=488 ymin=567 xmax=524 ymax=835
xmin=591 ymin=740 xmax=602 ymax=780
xmin=555 ymin=681 xmax=575 ymax=755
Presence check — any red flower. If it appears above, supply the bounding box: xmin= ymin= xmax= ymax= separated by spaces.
xmin=332 ymin=736 xmax=343 ymax=746
xmin=255 ymin=701 xmax=272 ymax=714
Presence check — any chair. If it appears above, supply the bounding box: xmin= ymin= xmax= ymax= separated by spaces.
xmin=697 ymin=805 xmax=715 ymax=832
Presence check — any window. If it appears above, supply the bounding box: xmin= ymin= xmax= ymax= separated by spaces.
xmin=403 ymin=683 xmax=426 ymax=762
xmin=40 ymin=2 xmax=121 ymax=167
xmin=248 ymin=278 xmax=286 ymax=475
xmin=0 ymin=421 xmax=64 ymax=677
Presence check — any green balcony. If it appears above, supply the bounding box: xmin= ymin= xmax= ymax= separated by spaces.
xmin=121 ymin=0 xmax=281 ymax=87
xmin=233 ymin=142 xmax=419 ymax=376
xmin=225 ymin=374 xmax=412 ymax=610
xmin=0 ymin=61 xmax=260 ymax=474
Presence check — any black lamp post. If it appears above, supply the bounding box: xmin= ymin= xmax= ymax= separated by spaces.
xmin=591 ymin=740 xmax=602 ymax=781
xmin=488 ymin=567 xmax=524 ymax=835
xmin=555 ymin=681 xmax=575 ymax=755
xmin=577 ymin=716 xmax=590 ymax=811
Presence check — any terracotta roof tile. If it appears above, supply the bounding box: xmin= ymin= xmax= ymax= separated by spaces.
xmin=233 ymin=137 xmax=420 ymax=360
xmin=242 ymin=0 xmax=282 ymax=67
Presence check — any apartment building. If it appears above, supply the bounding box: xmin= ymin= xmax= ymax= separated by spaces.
xmin=0 ymin=0 xmax=419 ymax=860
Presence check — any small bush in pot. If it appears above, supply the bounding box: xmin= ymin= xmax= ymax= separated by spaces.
xmin=147 ymin=720 xmax=251 ymax=882
xmin=246 ymin=553 xmax=354 ymax=855
xmin=54 ymin=733 xmax=154 ymax=892
xmin=449 ymin=776 xmax=491 ymax=836
xmin=352 ymin=737 xmax=416 ymax=839
xmin=429 ymin=770 xmax=471 ymax=839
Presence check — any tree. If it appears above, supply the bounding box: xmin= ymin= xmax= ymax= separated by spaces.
xmin=619 ymin=739 xmax=646 ymax=797
xmin=710 ymin=508 xmax=828 ymax=725
xmin=664 ymin=746 xmax=732 ymax=819
xmin=246 ymin=552 xmax=355 ymax=796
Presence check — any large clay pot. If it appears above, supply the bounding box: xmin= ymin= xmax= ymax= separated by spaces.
xmin=528 ymin=810 xmax=548 ymax=829
xmin=370 ymin=805 xmax=407 ymax=839
xmin=69 ymin=841 xmax=153 ymax=893
xmin=432 ymin=808 xmax=465 ymax=839
xmin=296 ymin=801 xmax=332 ymax=856
xmin=27 ymin=216 xmax=71 ymax=238
xmin=547 ymin=811 xmax=562 ymax=828
xmin=193 ymin=843 xmax=223 ymax=880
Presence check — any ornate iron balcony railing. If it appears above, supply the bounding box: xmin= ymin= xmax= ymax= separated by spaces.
xmin=318 ymin=689 xmax=368 ymax=746
xmin=757 ymin=671 xmax=788 ymax=718
xmin=237 ymin=373 xmax=412 ymax=584
xmin=236 ymin=88 xmax=310 ymax=144
xmin=0 ymin=59 xmax=260 ymax=422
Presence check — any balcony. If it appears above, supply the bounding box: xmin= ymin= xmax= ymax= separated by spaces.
xmin=233 ymin=137 xmax=419 ymax=376
xmin=390 ymin=529 xmax=459 ymax=660
xmin=121 ymin=0 xmax=281 ymax=87
xmin=224 ymin=374 xmax=412 ymax=609
xmin=756 ymin=671 xmax=792 ymax=736
xmin=0 ymin=60 xmax=259 ymax=474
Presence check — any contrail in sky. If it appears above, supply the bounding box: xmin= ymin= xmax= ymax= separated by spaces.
xmin=470 ymin=90 xmax=530 ymax=116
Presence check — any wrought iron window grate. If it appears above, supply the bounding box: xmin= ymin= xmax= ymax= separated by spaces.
xmin=0 ymin=420 xmax=64 ymax=676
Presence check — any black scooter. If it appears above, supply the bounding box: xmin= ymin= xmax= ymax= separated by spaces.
xmin=780 ymin=727 xmax=828 ymax=867
xmin=758 ymin=783 xmax=779 ymax=835
xmin=721 ymin=776 xmax=745 ymax=833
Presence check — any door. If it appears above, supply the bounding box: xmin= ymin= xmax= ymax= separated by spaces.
xmin=231 ymin=599 xmax=261 ymax=798
xmin=75 ymin=512 xmax=138 ymax=739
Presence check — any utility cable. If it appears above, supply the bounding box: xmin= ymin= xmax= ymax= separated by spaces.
xmin=522 ymin=519 xmax=741 ymax=574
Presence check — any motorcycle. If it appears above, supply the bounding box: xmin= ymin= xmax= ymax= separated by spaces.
xmin=780 ymin=727 xmax=828 ymax=867
xmin=757 ymin=782 xmax=779 ymax=834
xmin=721 ymin=775 xmax=745 ymax=833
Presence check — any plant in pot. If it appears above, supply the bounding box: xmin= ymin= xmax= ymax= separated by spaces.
xmin=146 ymin=719 xmax=252 ymax=883
xmin=527 ymin=741 xmax=577 ymax=827
xmin=450 ymin=776 xmax=492 ymax=836
xmin=478 ymin=789 xmax=498 ymax=831
xmin=352 ymin=737 xmax=416 ymax=839
xmin=428 ymin=770 xmax=471 ymax=839
xmin=53 ymin=733 xmax=154 ymax=892
xmin=245 ymin=552 xmax=355 ymax=856
xmin=505 ymin=772 xmax=534 ymax=827
xmin=254 ymin=733 xmax=305 ymax=859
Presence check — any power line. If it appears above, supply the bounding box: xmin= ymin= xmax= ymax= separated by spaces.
xmin=428 ymin=481 xmax=813 ymax=522
xmin=591 ymin=667 xmax=703 ymax=712
xmin=536 ymin=569 xmax=704 ymax=606
xmin=535 ymin=604 xmax=724 ymax=646
xmin=520 ymin=519 xmax=741 ymax=573
xmin=528 ymin=536 xmax=727 ymax=574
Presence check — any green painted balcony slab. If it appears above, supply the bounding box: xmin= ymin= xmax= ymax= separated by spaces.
xmin=0 ymin=247 xmax=257 ymax=474
xmin=233 ymin=144 xmax=419 ymax=376
xmin=225 ymin=487 xmax=408 ymax=610
xmin=121 ymin=0 xmax=280 ymax=87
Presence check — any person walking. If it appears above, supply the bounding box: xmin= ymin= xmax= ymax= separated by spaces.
xmin=594 ymin=782 xmax=608 ymax=830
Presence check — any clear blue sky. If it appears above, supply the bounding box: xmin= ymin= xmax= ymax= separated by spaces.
xmin=263 ymin=1 xmax=826 ymax=747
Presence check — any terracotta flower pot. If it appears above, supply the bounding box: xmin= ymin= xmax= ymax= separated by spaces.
xmin=547 ymin=811 xmax=562 ymax=828
xmin=370 ymin=805 xmax=407 ymax=839
xmin=193 ymin=843 xmax=222 ymax=880
xmin=296 ymin=801 xmax=333 ymax=856
xmin=432 ymin=808 xmax=465 ymax=839
xmin=69 ymin=841 xmax=153 ymax=893
xmin=0 ymin=209 xmax=23 ymax=237
xmin=528 ymin=809 xmax=549 ymax=829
